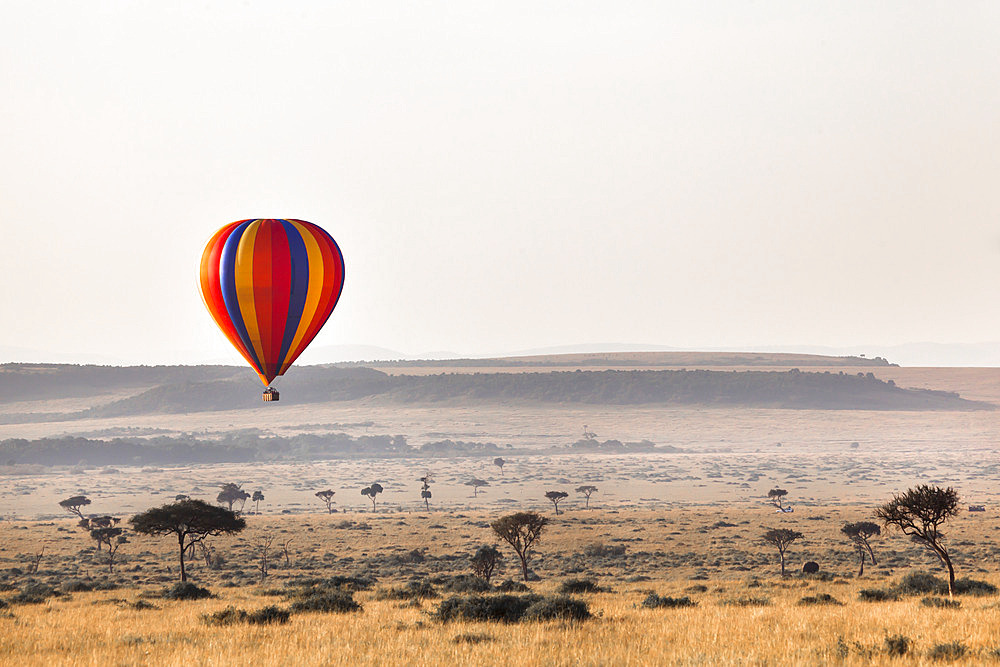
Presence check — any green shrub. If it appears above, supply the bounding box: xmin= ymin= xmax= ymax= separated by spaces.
xmin=289 ymin=589 xmax=360 ymax=613
xmin=953 ymin=577 xmax=998 ymax=596
xmin=557 ymin=579 xmax=605 ymax=594
xmin=495 ymin=579 xmax=530 ymax=593
xmin=375 ymin=580 xmax=437 ymax=600
xmin=521 ymin=596 xmax=591 ymax=622
xmin=435 ymin=574 xmax=492 ymax=594
xmin=60 ymin=579 xmax=94 ymax=593
xmin=884 ymin=635 xmax=910 ymax=657
xmin=798 ymin=593 xmax=842 ymax=606
xmin=202 ymin=605 xmax=291 ymax=626
xmin=927 ymin=641 xmax=966 ymax=661
xmin=642 ymin=594 xmax=696 ymax=609
xmin=859 ymin=588 xmax=899 ymax=602
xmin=163 ymin=582 xmax=212 ymax=600
xmin=921 ymin=596 xmax=961 ymax=609
xmin=582 ymin=543 xmax=626 ymax=557
xmin=897 ymin=572 xmax=947 ymax=596
xmin=10 ymin=583 xmax=59 ymax=605
xmin=434 ymin=594 xmax=540 ymax=623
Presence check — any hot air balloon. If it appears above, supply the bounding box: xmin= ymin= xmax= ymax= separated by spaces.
xmin=199 ymin=219 xmax=345 ymax=401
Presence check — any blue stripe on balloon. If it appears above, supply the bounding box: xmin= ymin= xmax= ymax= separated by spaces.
xmin=219 ymin=220 xmax=264 ymax=375
xmin=276 ymin=220 xmax=310 ymax=372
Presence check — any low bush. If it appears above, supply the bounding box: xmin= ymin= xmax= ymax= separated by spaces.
xmin=60 ymin=579 xmax=94 ymax=593
xmin=375 ymin=580 xmax=437 ymax=600
xmin=953 ymin=577 xmax=998 ymax=596
xmin=434 ymin=594 xmax=539 ymax=623
xmin=582 ymin=543 xmax=626 ymax=557
xmin=558 ymin=579 xmax=605 ymax=594
xmin=522 ymin=596 xmax=591 ymax=621
xmin=720 ymin=596 xmax=770 ymax=607
xmin=289 ymin=589 xmax=361 ymax=613
xmin=203 ymin=605 xmax=291 ymax=626
xmin=10 ymin=583 xmax=59 ymax=605
xmin=921 ymin=596 xmax=961 ymax=609
xmin=798 ymin=593 xmax=842 ymax=606
xmin=130 ymin=600 xmax=159 ymax=611
xmin=897 ymin=572 xmax=947 ymax=596
xmin=859 ymin=588 xmax=899 ymax=602
xmin=163 ymin=582 xmax=212 ymax=601
xmin=496 ymin=579 xmax=530 ymax=593
xmin=884 ymin=635 xmax=910 ymax=657
xmin=642 ymin=594 xmax=696 ymax=609
xmin=435 ymin=574 xmax=492 ymax=594
xmin=452 ymin=632 xmax=493 ymax=644
xmin=927 ymin=641 xmax=966 ymax=661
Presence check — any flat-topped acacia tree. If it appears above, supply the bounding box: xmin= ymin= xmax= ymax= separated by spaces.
xmin=361 ymin=483 xmax=383 ymax=511
xmin=59 ymin=495 xmax=91 ymax=520
xmin=315 ymin=490 xmax=336 ymax=513
xmin=491 ymin=511 xmax=547 ymax=581
xmin=545 ymin=490 xmax=569 ymax=515
xmin=130 ymin=499 xmax=246 ymax=582
xmin=762 ymin=527 xmax=803 ymax=576
xmin=576 ymin=485 xmax=598 ymax=509
xmin=841 ymin=521 xmax=881 ymax=576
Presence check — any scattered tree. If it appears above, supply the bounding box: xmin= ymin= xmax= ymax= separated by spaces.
xmin=251 ymin=490 xmax=265 ymax=514
xmin=59 ymin=495 xmax=91 ymax=520
xmin=841 ymin=521 xmax=881 ymax=576
xmin=767 ymin=488 xmax=789 ymax=511
xmin=89 ymin=524 xmax=127 ymax=573
xmin=466 ymin=478 xmax=489 ymax=497
xmin=418 ymin=475 xmax=433 ymax=511
xmin=545 ymin=490 xmax=569 ymax=515
xmin=762 ymin=527 xmax=803 ymax=576
xmin=470 ymin=545 xmax=503 ymax=583
xmin=217 ymin=483 xmax=251 ymax=514
xmin=576 ymin=485 xmax=598 ymax=509
xmin=875 ymin=485 xmax=960 ymax=595
xmin=493 ymin=457 xmax=506 ymax=475
xmin=130 ymin=499 xmax=246 ymax=582
xmin=491 ymin=511 xmax=547 ymax=581
xmin=315 ymin=490 xmax=336 ymax=513
xmin=83 ymin=516 xmax=119 ymax=551
xmin=361 ymin=483 xmax=383 ymax=511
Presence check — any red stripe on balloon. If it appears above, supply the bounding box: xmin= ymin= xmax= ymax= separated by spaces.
xmin=269 ymin=222 xmax=292 ymax=377
xmin=253 ymin=221 xmax=275 ymax=380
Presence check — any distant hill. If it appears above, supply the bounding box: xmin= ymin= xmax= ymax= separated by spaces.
xmin=0 ymin=361 xmax=988 ymax=421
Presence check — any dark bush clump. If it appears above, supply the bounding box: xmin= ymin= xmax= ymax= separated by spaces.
xmin=953 ymin=577 xmax=998 ymax=596
xmin=10 ymin=583 xmax=59 ymax=604
xmin=798 ymin=593 xmax=842 ymax=606
xmin=435 ymin=594 xmax=540 ymax=623
xmin=522 ymin=595 xmax=591 ymax=622
xmin=60 ymin=579 xmax=94 ymax=593
xmin=375 ymin=580 xmax=438 ymax=600
xmin=859 ymin=588 xmax=899 ymax=602
xmin=642 ymin=594 xmax=697 ymax=609
xmin=452 ymin=632 xmax=493 ymax=644
xmin=289 ymin=589 xmax=361 ymax=613
xmin=884 ymin=634 xmax=910 ymax=657
xmin=557 ymin=578 xmax=605 ymax=594
xmin=897 ymin=572 xmax=947 ymax=596
xmin=286 ymin=576 xmax=374 ymax=593
xmin=921 ymin=596 xmax=961 ymax=609
xmin=582 ymin=543 xmax=626 ymax=557
xmin=496 ymin=579 xmax=530 ymax=593
xmin=203 ymin=605 xmax=291 ymax=626
xmin=720 ymin=596 xmax=770 ymax=607
xmin=163 ymin=582 xmax=213 ymax=600
xmin=130 ymin=600 xmax=159 ymax=610
xmin=927 ymin=641 xmax=966 ymax=661
xmin=802 ymin=562 xmax=819 ymax=574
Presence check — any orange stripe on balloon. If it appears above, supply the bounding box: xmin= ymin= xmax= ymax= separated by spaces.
xmin=235 ymin=220 xmax=269 ymax=380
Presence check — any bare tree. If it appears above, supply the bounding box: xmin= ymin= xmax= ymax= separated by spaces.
xmin=251 ymin=490 xmax=264 ymax=514
xmin=493 ymin=458 xmax=506 ymax=475
xmin=576 ymin=485 xmax=598 ymax=509
xmin=841 ymin=521 xmax=881 ymax=576
xmin=465 ymin=478 xmax=489 ymax=497
xmin=27 ymin=546 xmax=44 ymax=574
xmin=470 ymin=545 xmax=503 ymax=583
xmin=281 ymin=538 xmax=294 ymax=567
xmin=315 ymin=490 xmax=336 ymax=513
xmin=491 ymin=512 xmax=547 ymax=581
xmin=418 ymin=475 xmax=433 ymax=511
xmin=876 ymin=485 xmax=960 ymax=595
xmin=545 ymin=490 xmax=569 ymax=515
xmin=762 ymin=527 xmax=803 ymax=576
xmin=59 ymin=495 xmax=91 ymax=520
xmin=255 ymin=534 xmax=274 ymax=583
xmin=361 ymin=483 xmax=383 ymax=511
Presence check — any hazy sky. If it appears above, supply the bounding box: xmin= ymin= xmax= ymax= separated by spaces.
xmin=2 ymin=1 xmax=999 ymax=365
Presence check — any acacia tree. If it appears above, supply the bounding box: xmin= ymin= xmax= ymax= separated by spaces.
xmin=130 ymin=499 xmax=246 ymax=582
xmin=762 ymin=527 xmax=803 ymax=576
xmin=493 ymin=458 xmax=506 ymax=475
xmin=315 ymin=490 xmax=336 ymax=513
xmin=90 ymin=525 xmax=127 ymax=573
xmin=466 ymin=478 xmax=489 ymax=497
xmin=251 ymin=490 xmax=265 ymax=514
xmin=59 ymin=495 xmax=91 ymax=520
xmin=545 ymin=490 xmax=569 ymax=515
xmin=217 ymin=483 xmax=251 ymax=514
xmin=470 ymin=545 xmax=503 ymax=583
xmin=418 ymin=475 xmax=433 ymax=510
xmin=491 ymin=511 xmax=547 ymax=581
xmin=361 ymin=483 xmax=383 ymax=511
xmin=576 ymin=485 xmax=598 ymax=509
xmin=841 ymin=521 xmax=881 ymax=576
xmin=83 ymin=516 xmax=120 ymax=551
xmin=875 ymin=485 xmax=960 ymax=595
xmin=767 ymin=488 xmax=789 ymax=511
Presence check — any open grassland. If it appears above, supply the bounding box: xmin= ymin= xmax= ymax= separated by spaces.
xmin=4 ymin=508 xmax=1000 ymax=665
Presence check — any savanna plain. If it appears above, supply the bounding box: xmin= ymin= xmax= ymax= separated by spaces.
xmin=3 ymin=355 xmax=1000 ymax=666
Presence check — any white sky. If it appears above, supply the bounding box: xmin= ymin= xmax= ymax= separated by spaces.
xmin=2 ymin=1 xmax=999 ymax=365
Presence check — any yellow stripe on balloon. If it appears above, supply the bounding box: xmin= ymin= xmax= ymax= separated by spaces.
xmin=279 ymin=220 xmax=325 ymax=374
xmin=235 ymin=220 xmax=267 ymax=371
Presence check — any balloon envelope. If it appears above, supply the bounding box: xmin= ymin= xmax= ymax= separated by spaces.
xmin=200 ymin=219 xmax=345 ymax=385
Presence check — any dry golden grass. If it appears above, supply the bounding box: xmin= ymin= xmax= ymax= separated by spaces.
xmin=4 ymin=507 xmax=1000 ymax=665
